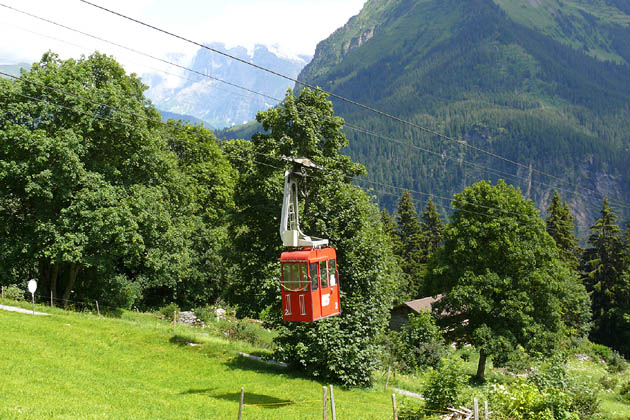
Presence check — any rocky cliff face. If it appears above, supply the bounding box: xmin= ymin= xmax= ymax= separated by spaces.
xmin=145 ymin=43 xmax=310 ymax=129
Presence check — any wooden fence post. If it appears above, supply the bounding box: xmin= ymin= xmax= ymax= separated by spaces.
xmin=50 ymin=290 xmax=53 ymax=306
xmin=385 ymin=366 xmax=392 ymax=389
xmin=329 ymin=385 xmax=337 ymax=420
xmin=238 ymin=387 xmax=244 ymax=420
xmin=323 ymin=386 xmax=328 ymax=420
xmin=96 ymin=300 xmax=100 ymax=318
xmin=1 ymin=285 xmax=3 ymax=300
xmin=474 ymin=397 xmax=479 ymax=420
xmin=484 ymin=400 xmax=489 ymax=420
xmin=392 ymin=393 xmax=398 ymax=420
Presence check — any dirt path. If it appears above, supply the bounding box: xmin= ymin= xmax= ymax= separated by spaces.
xmin=0 ymin=304 xmax=50 ymax=315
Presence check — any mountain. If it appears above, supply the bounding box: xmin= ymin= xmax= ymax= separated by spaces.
xmin=0 ymin=63 xmax=30 ymax=78
xmin=145 ymin=43 xmax=310 ymax=129
xmin=295 ymin=0 xmax=630 ymax=234
xmin=158 ymin=109 xmax=214 ymax=129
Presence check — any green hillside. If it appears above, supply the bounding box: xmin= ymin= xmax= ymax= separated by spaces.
xmin=0 ymin=303 xmax=394 ymax=420
xmin=296 ymin=0 xmax=630 ymax=233
xmin=2 ymin=301 xmax=628 ymax=419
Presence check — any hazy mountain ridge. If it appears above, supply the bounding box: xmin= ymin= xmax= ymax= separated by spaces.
xmin=295 ymin=0 xmax=630 ymax=234
xmin=145 ymin=43 xmax=311 ymax=129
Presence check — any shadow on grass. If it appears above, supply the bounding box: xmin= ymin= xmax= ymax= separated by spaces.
xmin=212 ymin=391 xmax=295 ymax=409
xmin=180 ymin=387 xmax=216 ymax=395
xmin=180 ymin=387 xmax=295 ymax=409
xmin=169 ymin=334 xmax=204 ymax=346
xmin=224 ymin=353 xmax=301 ymax=378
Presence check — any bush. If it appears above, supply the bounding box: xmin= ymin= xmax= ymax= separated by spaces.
xmin=489 ymin=381 xmax=556 ymax=420
xmin=423 ymin=357 xmax=468 ymax=410
xmin=391 ymin=311 xmax=447 ymax=373
xmin=492 ymin=345 xmax=534 ymax=373
xmin=599 ymin=375 xmax=618 ymax=391
xmin=218 ymin=318 xmax=275 ymax=349
xmin=620 ymin=381 xmax=630 ymax=404
xmin=605 ymin=350 xmax=628 ymax=374
xmin=525 ymin=359 xmax=599 ymax=419
xmin=2 ymin=284 xmax=24 ymax=301
xmin=158 ymin=303 xmax=179 ymax=320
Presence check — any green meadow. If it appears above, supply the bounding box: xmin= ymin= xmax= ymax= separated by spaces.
xmin=0 ymin=302 xmax=393 ymax=420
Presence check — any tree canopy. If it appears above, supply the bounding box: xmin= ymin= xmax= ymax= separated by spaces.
xmin=424 ymin=180 xmax=591 ymax=380
xmin=0 ymin=52 xmax=234 ymax=309
xmin=581 ymin=198 xmax=629 ymax=356
xmin=226 ymin=88 xmax=400 ymax=385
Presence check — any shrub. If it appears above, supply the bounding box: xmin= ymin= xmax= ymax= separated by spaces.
xmin=620 ymin=381 xmax=630 ymax=404
xmin=489 ymin=381 xmax=556 ymax=420
xmin=599 ymin=375 xmax=618 ymax=391
xmin=2 ymin=284 xmax=24 ymax=301
xmin=492 ymin=345 xmax=534 ymax=373
xmin=526 ymin=359 xmax=600 ymax=418
xmin=423 ymin=357 xmax=468 ymax=410
xmin=605 ymin=350 xmax=627 ymax=374
xmin=391 ymin=311 xmax=446 ymax=373
xmin=158 ymin=303 xmax=179 ymax=320
xmin=218 ymin=318 xmax=275 ymax=349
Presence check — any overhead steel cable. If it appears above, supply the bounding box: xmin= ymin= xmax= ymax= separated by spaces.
xmin=342 ymin=123 xmax=604 ymax=207
xmin=0 ymin=68 xmax=617 ymax=218
xmin=0 ymin=19 xmax=267 ymax=104
xmin=1 ymin=3 xmax=626 ymax=211
xmin=2 ymin=86 xmax=558 ymax=223
xmin=0 ymin=2 xmax=279 ymax=103
xmin=78 ymin=0 xmax=630 ymax=210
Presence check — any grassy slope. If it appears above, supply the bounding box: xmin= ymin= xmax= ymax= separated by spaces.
xmin=1 ymin=301 xmax=628 ymax=419
xmin=493 ymin=0 xmax=630 ymax=63
xmin=0 ymin=302 xmax=392 ymax=420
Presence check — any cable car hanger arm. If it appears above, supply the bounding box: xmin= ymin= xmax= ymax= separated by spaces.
xmin=279 ymin=157 xmax=328 ymax=248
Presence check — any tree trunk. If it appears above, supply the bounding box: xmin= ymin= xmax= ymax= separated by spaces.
xmin=476 ymin=349 xmax=487 ymax=381
xmin=38 ymin=259 xmax=59 ymax=306
xmin=62 ymin=263 xmax=80 ymax=307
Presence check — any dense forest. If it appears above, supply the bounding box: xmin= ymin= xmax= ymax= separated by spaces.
xmin=288 ymin=0 xmax=630 ymax=235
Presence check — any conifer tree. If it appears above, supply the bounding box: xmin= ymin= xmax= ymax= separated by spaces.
xmin=421 ymin=198 xmax=445 ymax=261
xmin=545 ymin=191 xmax=580 ymax=270
xmin=395 ymin=191 xmax=423 ymax=257
xmin=381 ymin=209 xmax=400 ymax=251
xmin=394 ymin=191 xmax=425 ymax=298
xmin=582 ymin=198 xmax=627 ymax=353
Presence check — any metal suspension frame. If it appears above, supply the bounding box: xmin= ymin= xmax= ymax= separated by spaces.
xmin=279 ymin=158 xmax=328 ymax=248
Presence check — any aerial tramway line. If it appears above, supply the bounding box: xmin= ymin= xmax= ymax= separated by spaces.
xmin=279 ymin=157 xmax=341 ymax=322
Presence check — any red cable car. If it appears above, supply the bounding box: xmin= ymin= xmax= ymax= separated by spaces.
xmin=279 ymin=158 xmax=342 ymax=322
xmin=280 ymin=247 xmax=340 ymax=322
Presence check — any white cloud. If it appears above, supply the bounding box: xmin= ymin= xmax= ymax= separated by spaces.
xmin=0 ymin=0 xmax=365 ymax=73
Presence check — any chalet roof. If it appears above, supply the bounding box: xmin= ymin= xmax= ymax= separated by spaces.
xmin=393 ymin=295 xmax=443 ymax=313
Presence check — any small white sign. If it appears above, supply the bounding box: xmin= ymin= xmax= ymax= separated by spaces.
xmin=322 ymin=294 xmax=330 ymax=307
xmin=27 ymin=279 xmax=37 ymax=294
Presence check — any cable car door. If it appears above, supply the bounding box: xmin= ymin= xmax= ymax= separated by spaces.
xmin=318 ymin=258 xmax=340 ymax=318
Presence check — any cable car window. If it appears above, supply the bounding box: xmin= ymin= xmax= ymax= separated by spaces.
xmin=320 ymin=260 xmax=328 ymax=288
xmin=329 ymin=259 xmax=337 ymax=286
xmin=310 ymin=263 xmax=318 ymax=290
xmin=282 ymin=263 xmax=308 ymax=291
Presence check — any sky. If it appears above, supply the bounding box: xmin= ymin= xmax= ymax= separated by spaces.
xmin=0 ymin=0 xmax=366 ymax=74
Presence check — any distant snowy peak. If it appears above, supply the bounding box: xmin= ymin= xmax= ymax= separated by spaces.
xmin=144 ymin=43 xmax=311 ymax=129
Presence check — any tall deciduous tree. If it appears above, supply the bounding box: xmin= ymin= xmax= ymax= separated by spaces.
xmin=0 ymin=52 xmax=234 ymax=309
xmin=581 ymin=198 xmax=628 ymax=355
xmin=546 ymin=191 xmax=580 ymax=270
xmin=227 ymin=88 xmax=400 ymax=386
xmin=424 ymin=180 xmax=591 ymax=380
